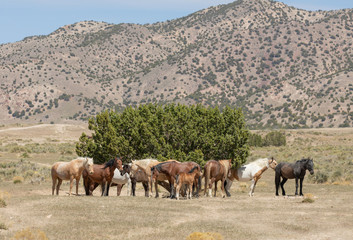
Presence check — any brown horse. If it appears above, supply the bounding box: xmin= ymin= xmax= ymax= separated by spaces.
xmin=51 ymin=157 xmax=94 ymax=196
xmin=203 ymin=159 xmax=232 ymax=198
xmin=82 ymin=157 xmax=123 ymax=196
xmin=151 ymin=161 xmax=201 ymax=198
xmin=175 ymin=166 xmax=202 ymax=200
xmin=130 ymin=159 xmax=171 ymax=197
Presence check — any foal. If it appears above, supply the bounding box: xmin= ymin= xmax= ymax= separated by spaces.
xmin=175 ymin=166 xmax=201 ymax=200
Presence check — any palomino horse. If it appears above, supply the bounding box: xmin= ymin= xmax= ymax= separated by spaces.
xmin=275 ymin=158 xmax=314 ymax=196
xmin=130 ymin=159 xmax=170 ymax=197
xmin=175 ymin=166 xmax=201 ymax=200
xmin=203 ymin=159 xmax=231 ymax=198
xmin=51 ymin=157 xmax=94 ymax=196
xmin=82 ymin=157 xmax=123 ymax=196
xmin=225 ymin=157 xmax=277 ymax=197
xmin=151 ymin=161 xmax=201 ymax=198
xmin=111 ymin=164 xmax=131 ymax=196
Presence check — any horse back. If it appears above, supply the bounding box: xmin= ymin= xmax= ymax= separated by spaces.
xmin=276 ymin=162 xmax=295 ymax=179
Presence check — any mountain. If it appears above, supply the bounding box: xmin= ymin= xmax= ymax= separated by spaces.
xmin=1 ymin=0 xmax=353 ymax=128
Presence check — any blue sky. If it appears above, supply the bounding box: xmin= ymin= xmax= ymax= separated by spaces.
xmin=1 ymin=0 xmax=353 ymax=45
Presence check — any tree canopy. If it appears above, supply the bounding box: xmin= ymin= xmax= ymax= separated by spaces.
xmin=76 ymin=103 xmax=249 ymax=168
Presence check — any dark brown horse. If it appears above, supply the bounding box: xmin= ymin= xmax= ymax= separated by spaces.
xmin=82 ymin=157 xmax=123 ymax=196
xmin=203 ymin=159 xmax=231 ymax=198
xmin=275 ymin=158 xmax=314 ymax=196
xmin=151 ymin=161 xmax=201 ymax=198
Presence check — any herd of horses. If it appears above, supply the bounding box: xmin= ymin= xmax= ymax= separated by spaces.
xmin=51 ymin=156 xmax=314 ymax=199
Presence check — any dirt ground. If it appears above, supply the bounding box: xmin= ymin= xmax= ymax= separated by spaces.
xmin=1 ymin=173 xmax=352 ymax=240
xmin=0 ymin=124 xmax=353 ymax=239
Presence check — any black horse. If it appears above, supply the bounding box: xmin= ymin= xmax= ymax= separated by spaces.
xmin=275 ymin=158 xmax=314 ymax=196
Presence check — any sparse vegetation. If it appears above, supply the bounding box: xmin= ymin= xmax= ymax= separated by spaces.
xmin=0 ymin=1 xmax=352 ymax=128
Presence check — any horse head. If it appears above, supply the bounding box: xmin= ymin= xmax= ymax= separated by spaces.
xmin=121 ymin=164 xmax=131 ymax=175
xmin=306 ymin=158 xmax=314 ymax=175
xmin=114 ymin=157 xmax=123 ymax=171
xmin=268 ymin=157 xmax=278 ymax=170
xmin=85 ymin=157 xmax=94 ymax=175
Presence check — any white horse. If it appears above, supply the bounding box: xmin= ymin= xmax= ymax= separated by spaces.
xmin=225 ymin=157 xmax=277 ymax=197
xmin=111 ymin=168 xmax=131 ymax=196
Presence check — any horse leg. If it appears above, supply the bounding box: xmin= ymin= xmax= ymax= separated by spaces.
xmin=131 ymin=179 xmax=136 ymax=196
xmin=56 ymin=179 xmax=62 ymax=195
xmin=208 ymin=178 xmax=215 ymax=197
xmin=127 ymin=181 xmax=131 ymax=196
xmin=249 ymin=179 xmax=256 ymax=197
xmin=188 ymin=184 xmax=192 ymax=200
xmin=75 ymin=177 xmax=80 ymax=196
xmin=280 ymin=178 xmax=288 ymax=196
xmin=221 ymin=178 xmax=226 ymax=198
xmin=106 ymin=181 xmax=111 ymax=196
xmin=100 ymin=182 xmax=105 ymax=196
xmin=299 ymin=178 xmax=304 ymax=196
xmin=213 ymin=179 xmax=218 ymax=197
xmin=175 ymin=182 xmax=180 ymax=200
xmin=83 ymin=177 xmax=89 ymax=195
xmin=295 ymin=178 xmax=299 ymax=196
xmin=142 ymin=181 xmax=149 ymax=197
xmin=116 ymin=184 xmax=123 ymax=196
xmin=52 ymin=177 xmax=57 ymax=195
xmin=69 ymin=176 xmax=74 ymax=196
xmin=154 ymin=179 xmax=159 ymax=198
xmin=204 ymin=175 xmax=208 ymax=197
xmin=224 ymin=179 xmax=233 ymax=197
xmin=275 ymin=174 xmax=281 ymax=196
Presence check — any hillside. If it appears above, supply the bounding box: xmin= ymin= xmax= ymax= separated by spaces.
xmin=1 ymin=0 xmax=353 ymax=128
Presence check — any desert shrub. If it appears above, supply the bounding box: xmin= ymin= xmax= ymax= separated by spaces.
xmin=21 ymin=152 xmax=30 ymax=158
xmin=0 ymin=160 xmax=50 ymax=182
xmin=0 ymin=222 xmax=8 ymax=230
xmin=249 ymin=131 xmax=286 ymax=147
xmin=263 ymin=131 xmax=286 ymax=146
xmin=12 ymin=227 xmax=48 ymax=240
xmin=248 ymin=132 xmax=263 ymax=147
xmin=13 ymin=176 xmax=24 ymax=184
xmin=302 ymin=193 xmax=315 ymax=203
xmin=187 ymin=232 xmax=224 ymax=240
xmin=309 ymin=171 xmax=328 ymax=183
xmin=0 ymin=198 xmax=6 ymax=207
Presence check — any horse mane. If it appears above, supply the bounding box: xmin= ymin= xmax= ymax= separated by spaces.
xmin=188 ymin=166 xmax=198 ymax=173
xmin=103 ymin=158 xmax=116 ymax=169
xmin=154 ymin=162 xmax=170 ymax=172
xmin=297 ymin=158 xmax=311 ymax=163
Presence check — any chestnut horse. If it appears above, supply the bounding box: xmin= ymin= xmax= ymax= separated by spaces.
xmin=275 ymin=158 xmax=314 ymax=196
xmin=175 ymin=166 xmax=201 ymax=200
xmin=225 ymin=157 xmax=277 ymax=197
xmin=203 ymin=159 xmax=231 ymax=198
xmin=151 ymin=161 xmax=201 ymax=198
xmin=51 ymin=157 xmax=94 ymax=196
xmin=82 ymin=157 xmax=123 ymax=196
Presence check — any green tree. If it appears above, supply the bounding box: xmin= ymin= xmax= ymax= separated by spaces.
xmin=76 ymin=104 xmax=249 ymax=167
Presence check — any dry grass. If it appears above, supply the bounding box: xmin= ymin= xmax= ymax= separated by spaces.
xmin=0 ymin=125 xmax=353 ymax=239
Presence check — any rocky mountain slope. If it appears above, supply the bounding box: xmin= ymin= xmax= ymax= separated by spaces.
xmin=1 ymin=0 xmax=353 ymax=128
